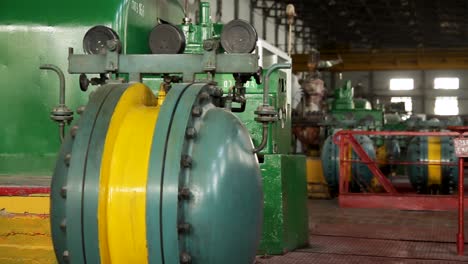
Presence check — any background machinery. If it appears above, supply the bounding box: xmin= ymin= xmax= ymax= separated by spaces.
xmin=0 ymin=1 xmax=309 ymax=262
xmin=294 ymin=76 xmax=462 ymax=197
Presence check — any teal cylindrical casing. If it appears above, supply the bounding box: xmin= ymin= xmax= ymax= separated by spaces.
xmin=52 ymin=82 xmax=263 ymax=264
xmin=321 ymin=133 xmax=376 ymax=194
xmin=406 ymin=136 xmax=458 ymax=194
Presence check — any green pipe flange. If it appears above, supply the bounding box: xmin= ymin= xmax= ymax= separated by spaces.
xmin=180 ymin=88 xmax=263 ymax=263
xmin=51 ymin=85 xmax=114 ymax=264
xmin=50 ymin=122 xmax=75 ymax=263
xmin=146 ymin=82 xmax=197 ymax=264
xmin=160 ymin=83 xmax=207 ymax=264
xmin=82 ymin=84 xmax=131 ymax=263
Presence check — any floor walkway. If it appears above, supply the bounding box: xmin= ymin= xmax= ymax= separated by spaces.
xmin=256 ymin=199 xmax=468 ymax=263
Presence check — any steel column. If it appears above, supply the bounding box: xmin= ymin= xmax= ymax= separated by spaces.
xmin=457 ymin=157 xmax=464 ymax=255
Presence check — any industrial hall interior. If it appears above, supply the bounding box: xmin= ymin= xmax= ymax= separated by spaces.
xmin=3 ymin=0 xmax=468 ymax=263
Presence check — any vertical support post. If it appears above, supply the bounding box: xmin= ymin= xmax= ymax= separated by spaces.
xmin=421 ymin=70 xmax=426 ymax=114
xmin=458 ymin=156 xmax=465 ymax=255
xmin=338 ymin=134 xmax=346 ymax=194
xmin=343 ymin=139 xmax=351 ymax=192
xmin=249 ymin=0 xmax=254 ymax=25
xmin=262 ymin=8 xmax=267 ymax=40
xmin=338 ymin=135 xmax=351 ymax=194
xmin=216 ymin=0 xmax=222 ymax=22
xmin=331 ymin=72 xmax=336 ymax=90
xmin=234 ymin=0 xmax=239 ymax=20
xmin=274 ymin=6 xmax=279 ymax=47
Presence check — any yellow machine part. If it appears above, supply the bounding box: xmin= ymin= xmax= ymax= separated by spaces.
xmin=371 ymin=145 xmax=387 ymax=191
xmin=306 ymin=158 xmax=329 ymax=198
xmin=376 ymin=145 xmax=387 ymax=167
xmin=427 ymin=136 xmax=442 ymax=185
xmin=0 ymin=209 xmax=54 ymax=264
xmin=98 ymin=83 xmax=161 ymax=264
xmin=0 ymin=196 xmax=49 ymax=215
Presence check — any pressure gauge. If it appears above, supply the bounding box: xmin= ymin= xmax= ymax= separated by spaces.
xmin=83 ymin=25 xmax=121 ymax=55
xmin=221 ymin=19 xmax=258 ymax=54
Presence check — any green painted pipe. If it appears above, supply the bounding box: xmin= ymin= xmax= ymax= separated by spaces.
xmin=253 ymin=63 xmax=291 ymax=153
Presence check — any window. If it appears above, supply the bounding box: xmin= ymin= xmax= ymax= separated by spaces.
xmin=391 ymin=97 xmax=413 ymax=112
xmin=390 ymin=78 xmax=414 ymax=90
xmin=434 ymin=77 xmax=459 ymax=89
xmin=434 ymin=97 xmax=459 ymax=115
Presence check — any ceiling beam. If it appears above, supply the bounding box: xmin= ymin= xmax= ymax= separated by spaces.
xmin=292 ymin=48 xmax=468 ymax=72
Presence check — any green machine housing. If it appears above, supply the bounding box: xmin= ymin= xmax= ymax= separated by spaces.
xmin=215 ymin=44 xmax=309 ymax=254
xmin=0 ymin=0 xmax=184 ymax=177
xmin=326 ymin=80 xmax=384 ymax=131
xmin=151 ymin=3 xmax=309 ymax=254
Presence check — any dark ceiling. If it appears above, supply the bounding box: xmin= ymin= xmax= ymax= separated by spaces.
xmin=252 ymin=0 xmax=468 ymax=51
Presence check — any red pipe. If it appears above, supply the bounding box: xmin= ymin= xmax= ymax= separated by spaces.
xmin=338 ymin=135 xmax=347 ymax=194
xmin=342 ymin=159 xmax=458 ymax=166
xmin=333 ymin=130 xmax=462 ymax=143
xmin=457 ymin=157 xmax=464 ymax=255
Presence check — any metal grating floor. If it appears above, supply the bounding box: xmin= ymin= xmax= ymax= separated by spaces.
xmin=256 ymin=200 xmax=468 ymax=263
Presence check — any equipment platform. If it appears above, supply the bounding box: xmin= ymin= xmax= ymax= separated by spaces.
xmin=256 ymin=200 xmax=468 ymax=263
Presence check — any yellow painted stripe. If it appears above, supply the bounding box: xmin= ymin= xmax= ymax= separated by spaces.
xmin=98 ymin=83 xmax=160 ymax=264
xmin=306 ymin=158 xmax=325 ymax=184
xmin=0 ymin=196 xmax=49 ymax=214
xmin=427 ymin=136 xmax=442 ymax=185
xmin=0 ymin=214 xmax=54 ymax=263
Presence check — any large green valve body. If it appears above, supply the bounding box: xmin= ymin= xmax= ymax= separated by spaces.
xmin=52 ymin=81 xmax=263 ymax=264
xmin=406 ymin=136 xmax=458 ymax=194
xmin=327 ymin=81 xmax=384 ymax=131
xmin=0 ymin=0 xmax=184 ymax=177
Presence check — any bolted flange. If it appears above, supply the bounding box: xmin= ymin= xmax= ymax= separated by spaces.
xmin=178 ymin=188 xmax=191 ymax=200
xmin=178 ymin=223 xmax=191 ymax=234
xmin=70 ymin=126 xmax=79 ymax=138
xmin=60 ymin=219 xmax=67 ymax=231
xmin=180 ymin=155 xmax=193 ymax=168
xmin=191 ymin=106 xmax=202 ymax=117
xmin=64 ymin=154 xmax=72 ymax=166
xmin=185 ymin=127 xmax=197 ymax=139
xmin=60 ymin=186 xmax=67 ymax=198
xmin=180 ymin=252 xmax=192 ymax=263
xmin=76 ymin=106 xmax=86 ymax=115
xmin=198 ymin=92 xmax=211 ymax=102
xmin=62 ymin=251 xmax=70 ymax=263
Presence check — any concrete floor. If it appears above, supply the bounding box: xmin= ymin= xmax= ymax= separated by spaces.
xmin=256 ymin=199 xmax=468 ymax=263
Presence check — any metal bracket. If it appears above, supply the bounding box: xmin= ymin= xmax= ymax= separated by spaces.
xmin=68 ymin=48 xmax=259 ymax=83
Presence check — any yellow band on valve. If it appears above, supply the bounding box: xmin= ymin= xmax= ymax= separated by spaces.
xmin=427 ymin=136 xmax=442 ymax=186
xmin=98 ymin=83 xmax=161 ymax=264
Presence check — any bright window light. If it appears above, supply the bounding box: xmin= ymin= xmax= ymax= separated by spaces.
xmin=434 ymin=77 xmax=459 ymax=89
xmin=391 ymin=97 xmax=413 ymax=112
xmin=434 ymin=97 xmax=459 ymax=115
xmin=390 ymin=78 xmax=414 ymax=90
